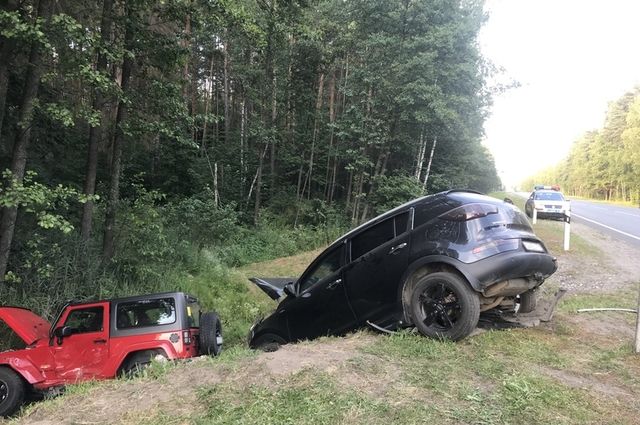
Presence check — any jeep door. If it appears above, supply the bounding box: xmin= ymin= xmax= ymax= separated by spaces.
xmin=52 ymin=302 xmax=111 ymax=381
xmin=344 ymin=211 xmax=411 ymax=324
xmin=286 ymin=243 xmax=357 ymax=340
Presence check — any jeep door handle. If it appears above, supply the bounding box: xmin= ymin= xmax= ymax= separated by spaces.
xmin=389 ymin=242 xmax=407 ymax=255
xmin=327 ymin=278 xmax=342 ymax=290
xmin=93 ymin=339 xmax=107 ymax=344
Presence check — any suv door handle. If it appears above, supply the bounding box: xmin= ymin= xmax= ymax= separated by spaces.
xmin=389 ymin=242 xmax=407 ymax=255
xmin=327 ymin=278 xmax=342 ymax=290
xmin=93 ymin=339 xmax=107 ymax=344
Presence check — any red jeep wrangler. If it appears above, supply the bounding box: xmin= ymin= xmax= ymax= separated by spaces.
xmin=0 ymin=292 xmax=222 ymax=416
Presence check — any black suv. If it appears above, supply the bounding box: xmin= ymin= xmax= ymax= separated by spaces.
xmin=248 ymin=190 xmax=557 ymax=348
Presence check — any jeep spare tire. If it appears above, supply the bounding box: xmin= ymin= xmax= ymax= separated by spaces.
xmin=410 ymin=272 xmax=480 ymax=341
xmin=200 ymin=311 xmax=223 ymax=356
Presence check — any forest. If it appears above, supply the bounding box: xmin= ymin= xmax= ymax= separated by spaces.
xmin=0 ymin=0 xmax=500 ymax=314
xmin=523 ymin=86 xmax=640 ymax=203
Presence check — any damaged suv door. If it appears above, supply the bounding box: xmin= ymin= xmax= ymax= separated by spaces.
xmin=286 ymin=243 xmax=357 ymax=340
xmin=344 ymin=212 xmax=411 ymax=327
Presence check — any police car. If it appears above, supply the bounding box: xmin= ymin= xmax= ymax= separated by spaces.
xmin=525 ymin=186 xmax=568 ymax=219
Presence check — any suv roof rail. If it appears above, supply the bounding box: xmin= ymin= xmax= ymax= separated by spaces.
xmin=445 ymin=188 xmax=483 ymax=195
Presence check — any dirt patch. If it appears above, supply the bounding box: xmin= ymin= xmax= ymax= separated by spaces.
xmin=538 ymin=365 xmax=634 ymax=401
xmin=553 ymin=222 xmax=640 ymax=293
xmin=258 ymin=334 xmax=370 ymax=377
xmin=14 ymin=334 xmax=375 ymax=425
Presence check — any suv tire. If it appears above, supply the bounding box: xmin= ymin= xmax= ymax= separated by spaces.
xmin=0 ymin=367 xmax=25 ymax=417
xmin=252 ymin=333 xmax=286 ymax=352
xmin=200 ymin=312 xmax=223 ymax=356
xmin=410 ymin=272 xmax=480 ymax=341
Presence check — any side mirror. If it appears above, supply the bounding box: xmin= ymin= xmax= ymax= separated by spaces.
xmin=283 ymin=282 xmax=297 ymax=298
xmin=54 ymin=326 xmax=76 ymax=343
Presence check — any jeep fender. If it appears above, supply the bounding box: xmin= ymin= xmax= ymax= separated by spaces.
xmin=107 ymin=340 xmax=178 ymax=374
xmin=396 ymin=255 xmax=479 ymax=324
xmin=0 ymin=357 xmax=46 ymax=385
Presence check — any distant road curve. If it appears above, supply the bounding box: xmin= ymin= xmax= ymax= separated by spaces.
xmin=514 ymin=192 xmax=640 ymax=249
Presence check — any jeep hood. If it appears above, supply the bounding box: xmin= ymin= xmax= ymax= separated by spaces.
xmin=0 ymin=307 xmax=51 ymax=345
xmin=249 ymin=277 xmax=297 ymax=300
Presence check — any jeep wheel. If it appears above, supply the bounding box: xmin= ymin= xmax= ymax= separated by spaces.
xmin=410 ymin=272 xmax=480 ymax=341
xmin=252 ymin=333 xmax=286 ymax=352
xmin=517 ymin=290 xmax=537 ymax=314
xmin=200 ymin=312 xmax=223 ymax=356
xmin=0 ymin=367 xmax=25 ymax=417
xmin=121 ymin=351 xmax=166 ymax=378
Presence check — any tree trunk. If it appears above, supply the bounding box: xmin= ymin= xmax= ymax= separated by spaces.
xmin=422 ymin=136 xmax=437 ymax=193
xmin=223 ymin=31 xmax=230 ymax=143
xmin=414 ymin=127 xmax=426 ymax=181
xmin=102 ymin=14 xmax=134 ymax=261
xmin=201 ymin=55 xmax=214 ymax=153
xmin=81 ymin=0 xmax=113 ymax=242
xmin=306 ymin=72 xmax=324 ymax=199
xmin=0 ymin=0 xmax=53 ymax=283
xmin=0 ymin=0 xmax=18 ymax=137
xmin=324 ymin=71 xmax=336 ymax=200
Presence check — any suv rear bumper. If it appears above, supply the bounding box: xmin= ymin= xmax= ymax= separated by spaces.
xmin=461 ymin=250 xmax=557 ymax=292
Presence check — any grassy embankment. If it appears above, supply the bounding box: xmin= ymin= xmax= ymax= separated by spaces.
xmin=9 ymin=194 xmax=640 ymax=424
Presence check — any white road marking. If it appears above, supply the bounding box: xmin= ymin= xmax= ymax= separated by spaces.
xmin=572 ymin=212 xmax=640 ymax=241
xmin=616 ymin=211 xmax=640 ymax=217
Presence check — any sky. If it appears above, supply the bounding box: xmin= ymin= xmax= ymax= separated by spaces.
xmin=479 ymin=0 xmax=640 ymax=190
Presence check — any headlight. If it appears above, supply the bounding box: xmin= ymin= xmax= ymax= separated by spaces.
xmin=522 ymin=240 xmax=546 ymax=253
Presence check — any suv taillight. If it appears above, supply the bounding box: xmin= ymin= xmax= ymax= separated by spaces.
xmin=440 ymin=203 xmax=499 ymax=222
xmin=183 ymin=330 xmax=192 ymax=344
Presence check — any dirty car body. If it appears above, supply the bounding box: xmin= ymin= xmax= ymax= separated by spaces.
xmin=248 ymin=190 xmax=557 ymax=349
xmin=0 ymin=292 xmax=222 ymax=417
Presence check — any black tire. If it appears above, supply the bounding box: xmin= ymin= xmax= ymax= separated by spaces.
xmin=410 ymin=272 xmax=480 ymax=341
xmin=252 ymin=333 xmax=286 ymax=352
xmin=120 ymin=351 xmax=166 ymax=377
xmin=0 ymin=367 xmax=25 ymax=418
xmin=200 ymin=312 xmax=223 ymax=356
xmin=517 ymin=290 xmax=537 ymax=314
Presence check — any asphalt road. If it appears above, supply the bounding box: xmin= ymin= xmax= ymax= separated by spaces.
xmin=516 ymin=192 xmax=640 ymax=249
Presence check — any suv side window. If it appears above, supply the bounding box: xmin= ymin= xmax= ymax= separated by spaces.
xmin=394 ymin=211 xmax=410 ymax=235
xmin=64 ymin=306 xmax=104 ymax=334
xmin=299 ymin=245 xmax=344 ymax=293
xmin=116 ymin=298 xmax=176 ymax=329
xmin=351 ymin=217 xmax=395 ymax=260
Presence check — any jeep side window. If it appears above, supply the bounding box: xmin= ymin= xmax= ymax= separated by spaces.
xmin=64 ymin=307 xmax=104 ymax=334
xmin=0 ymin=319 xmax=26 ymax=351
xmin=116 ymin=298 xmax=176 ymax=329
xmin=299 ymin=245 xmax=344 ymax=292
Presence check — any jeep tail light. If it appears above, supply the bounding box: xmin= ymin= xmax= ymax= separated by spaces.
xmin=183 ymin=330 xmax=192 ymax=344
xmin=440 ymin=203 xmax=499 ymax=222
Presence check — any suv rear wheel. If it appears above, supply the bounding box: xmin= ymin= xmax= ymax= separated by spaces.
xmin=410 ymin=272 xmax=480 ymax=341
xmin=0 ymin=367 xmax=25 ymax=417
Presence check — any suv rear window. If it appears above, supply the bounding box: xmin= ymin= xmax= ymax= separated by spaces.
xmin=116 ymin=298 xmax=176 ymax=329
xmin=0 ymin=319 xmax=26 ymax=352
xmin=468 ymin=205 xmax=532 ymax=234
